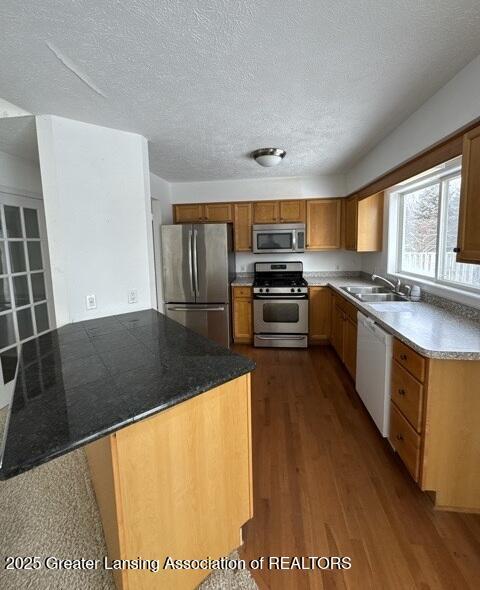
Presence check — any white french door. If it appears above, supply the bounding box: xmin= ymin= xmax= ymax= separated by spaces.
xmin=0 ymin=190 xmax=55 ymax=408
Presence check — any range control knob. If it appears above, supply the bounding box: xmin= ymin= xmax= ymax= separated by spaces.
xmin=266 ymin=288 xmax=270 ymax=293
xmin=297 ymin=288 xmax=301 ymax=292
xmin=291 ymin=287 xmax=295 ymax=293
xmin=259 ymin=288 xmax=263 ymax=293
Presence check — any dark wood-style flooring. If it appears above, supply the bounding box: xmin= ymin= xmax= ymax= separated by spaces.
xmin=235 ymin=344 xmax=480 ymax=590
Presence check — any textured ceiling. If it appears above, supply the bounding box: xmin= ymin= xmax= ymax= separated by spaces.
xmin=1 ymin=1 xmax=480 ymax=182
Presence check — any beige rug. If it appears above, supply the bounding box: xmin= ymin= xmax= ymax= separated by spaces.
xmin=0 ymin=422 xmax=257 ymax=590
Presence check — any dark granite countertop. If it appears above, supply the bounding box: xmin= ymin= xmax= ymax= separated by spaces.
xmin=0 ymin=309 xmax=255 ymax=480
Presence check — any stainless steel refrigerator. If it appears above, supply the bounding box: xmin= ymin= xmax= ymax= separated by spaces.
xmin=161 ymin=223 xmax=235 ymax=347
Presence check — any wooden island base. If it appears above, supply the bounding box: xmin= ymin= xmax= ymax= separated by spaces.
xmin=85 ymin=374 xmax=253 ymax=590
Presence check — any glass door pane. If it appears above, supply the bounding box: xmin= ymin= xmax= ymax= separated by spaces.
xmin=23 ymin=208 xmax=40 ymax=238
xmin=4 ymin=206 xmax=23 ymax=237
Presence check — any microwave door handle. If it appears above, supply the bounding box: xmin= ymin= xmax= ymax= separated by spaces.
xmin=292 ymin=230 xmax=297 ymax=251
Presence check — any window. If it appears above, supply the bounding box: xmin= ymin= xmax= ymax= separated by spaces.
xmin=0 ymin=193 xmax=55 ymax=394
xmin=396 ymin=160 xmax=480 ymax=291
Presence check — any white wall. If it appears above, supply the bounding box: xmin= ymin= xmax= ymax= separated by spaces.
xmin=150 ymin=173 xmax=173 ymax=309
xmin=0 ymin=150 xmax=43 ymax=195
xmin=150 ymin=172 xmax=173 ymax=224
xmin=36 ymin=115 xmax=155 ymax=325
xmin=171 ymin=174 xmax=345 ymax=203
xmin=347 ymin=53 xmax=480 ymax=193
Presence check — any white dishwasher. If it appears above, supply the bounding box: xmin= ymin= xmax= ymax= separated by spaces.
xmin=356 ymin=312 xmax=393 ymax=437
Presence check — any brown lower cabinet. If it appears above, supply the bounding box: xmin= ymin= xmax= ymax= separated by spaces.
xmin=232 ymin=286 xmax=253 ymax=343
xmin=389 ymin=338 xmax=480 ymax=511
xmin=85 ymin=374 xmax=252 ymax=590
xmin=330 ymin=291 xmax=357 ymax=379
xmin=308 ymin=287 xmax=331 ymax=343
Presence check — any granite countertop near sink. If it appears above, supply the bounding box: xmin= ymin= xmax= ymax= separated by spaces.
xmin=327 ymin=278 xmax=480 ymax=360
xmin=305 ymin=271 xmax=362 ymax=286
xmin=0 ymin=310 xmax=255 ymax=480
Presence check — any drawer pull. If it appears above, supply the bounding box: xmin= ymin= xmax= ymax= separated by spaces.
xmin=400 ymin=354 xmax=407 ymax=361
xmin=398 ymin=388 xmax=406 ymax=396
xmin=396 ymin=433 xmax=404 ymax=441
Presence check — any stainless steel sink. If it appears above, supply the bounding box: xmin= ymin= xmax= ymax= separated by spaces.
xmin=355 ymin=293 xmax=408 ymax=302
xmin=341 ymin=286 xmax=391 ymax=295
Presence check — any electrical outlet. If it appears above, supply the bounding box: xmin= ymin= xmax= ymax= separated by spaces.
xmin=86 ymin=294 xmax=97 ymax=310
xmin=128 ymin=289 xmax=138 ymax=304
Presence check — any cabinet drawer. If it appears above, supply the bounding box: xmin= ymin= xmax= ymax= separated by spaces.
xmin=233 ymin=286 xmax=252 ymax=299
xmin=391 ymin=360 xmax=424 ymax=432
xmin=389 ymin=403 xmax=421 ymax=481
xmin=393 ymin=339 xmax=426 ymax=382
xmin=335 ymin=292 xmax=358 ymax=323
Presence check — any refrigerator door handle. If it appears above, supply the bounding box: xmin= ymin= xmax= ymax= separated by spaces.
xmin=167 ymin=306 xmax=225 ymax=312
xmin=187 ymin=229 xmax=195 ymax=296
xmin=193 ymin=228 xmax=199 ymax=296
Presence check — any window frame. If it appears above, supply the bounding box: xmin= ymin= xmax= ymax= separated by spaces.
xmin=393 ymin=159 xmax=480 ymax=295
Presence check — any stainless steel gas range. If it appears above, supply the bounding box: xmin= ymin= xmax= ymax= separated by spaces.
xmin=253 ymin=262 xmax=309 ymax=348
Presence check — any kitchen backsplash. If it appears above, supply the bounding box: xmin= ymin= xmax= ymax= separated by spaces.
xmin=235 ymin=251 xmax=362 ymax=273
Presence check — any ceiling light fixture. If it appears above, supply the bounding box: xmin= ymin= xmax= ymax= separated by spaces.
xmin=251 ymin=147 xmax=286 ymax=167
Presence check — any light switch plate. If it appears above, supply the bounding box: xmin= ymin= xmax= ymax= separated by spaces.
xmin=128 ymin=289 xmax=138 ymax=304
xmin=86 ymin=294 xmax=97 ymax=310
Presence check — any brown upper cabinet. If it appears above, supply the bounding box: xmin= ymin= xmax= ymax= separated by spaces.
xmin=204 ymin=203 xmax=233 ymax=222
xmin=306 ymin=199 xmax=342 ymax=250
xmin=174 ymin=203 xmax=233 ymax=223
xmin=174 ymin=203 xmax=205 ymax=223
xmin=344 ymin=192 xmax=383 ymax=252
xmin=233 ymin=203 xmax=253 ymax=252
xmin=253 ymin=200 xmax=279 ymax=224
xmin=279 ymin=200 xmax=306 ymax=222
xmin=457 ymin=125 xmax=480 ymax=264
xmin=252 ymin=199 xmax=306 ymax=224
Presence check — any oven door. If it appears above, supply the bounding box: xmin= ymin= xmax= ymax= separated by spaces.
xmin=254 ymin=298 xmax=308 ymax=334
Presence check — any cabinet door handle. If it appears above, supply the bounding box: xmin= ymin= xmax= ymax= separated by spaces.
xmin=400 ymin=354 xmax=407 ymax=361
xmin=398 ymin=388 xmax=406 ymax=396
xmin=396 ymin=433 xmax=404 ymax=441
xmin=453 ymin=247 xmax=460 ymax=253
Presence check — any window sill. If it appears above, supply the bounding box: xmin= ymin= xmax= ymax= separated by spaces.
xmin=389 ymin=272 xmax=480 ymax=310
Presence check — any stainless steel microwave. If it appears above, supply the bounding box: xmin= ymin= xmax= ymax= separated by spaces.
xmin=252 ymin=223 xmax=305 ymax=254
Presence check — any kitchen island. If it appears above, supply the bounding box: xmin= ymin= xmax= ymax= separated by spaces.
xmin=0 ymin=309 xmax=255 ymax=590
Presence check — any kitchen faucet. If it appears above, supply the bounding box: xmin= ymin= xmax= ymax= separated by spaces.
xmin=371 ymin=274 xmax=402 ymax=293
